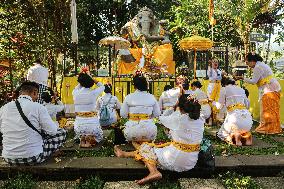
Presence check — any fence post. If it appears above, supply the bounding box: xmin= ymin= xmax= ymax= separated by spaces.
xmin=225 ymin=46 xmax=229 ymax=73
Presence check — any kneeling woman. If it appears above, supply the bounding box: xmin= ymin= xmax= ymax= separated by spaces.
xmin=115 ymin=95 xmax=204 ymax=185
xmin=72 ymin=72 xmax=105 ymax=147
xmin=120 ymin=74 xmax=160 ymax=142
xmin=215 ymin=77 xmax=253 ymax=146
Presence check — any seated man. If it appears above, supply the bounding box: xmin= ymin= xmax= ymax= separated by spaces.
xmin=0 ymin=81 xmax=66 ymax=165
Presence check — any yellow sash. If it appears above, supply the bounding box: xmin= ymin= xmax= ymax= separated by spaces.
xmin=227 ymin=103 xmax=246 ymax=112
xmin=128 ymin=113 xmax=150 ymax=121
xmin=75 ymin=112 xmax=97 ymax=118
xmin=146 ymin=141 xmax=200 ymax=153
xmin=257 ymin=75 xmax=273 ymax=87
xmin=209 ymin=80 xmax=221 ymax=101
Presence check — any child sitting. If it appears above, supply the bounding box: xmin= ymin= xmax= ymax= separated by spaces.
xmin=41 ymin=88 xmax=64 ymax=126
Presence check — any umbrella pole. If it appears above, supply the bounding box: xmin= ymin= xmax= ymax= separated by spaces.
xmin=194 ymin=48 xmax=197 ymax=79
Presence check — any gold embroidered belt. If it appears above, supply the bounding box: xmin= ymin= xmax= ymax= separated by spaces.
xmin=75 ymin=111 xmax=97 ymax=118
xmin=227 ymin=103 xmax=246 ymax=112
xmin=128 ymin=113 xmax=150 ymax=121
xmin=257 ymin=75 xmax=273 ymax=87
xmin=146 ymin=141 xmax=200 ymax=152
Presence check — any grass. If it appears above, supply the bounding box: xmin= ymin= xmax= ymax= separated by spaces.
xmin=218 ymin=172 xmax=260 ymax=189
xmin=1 ymin=174 xmax=36 ymax=189
xmin=75 ymin=176 xmax=104 ymax=189
xmin=205 ymin=124 xmax=284 ymax=156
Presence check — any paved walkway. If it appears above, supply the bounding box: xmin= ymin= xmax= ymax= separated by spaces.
xmin=1 ymin=177 xmax=284 ymax=189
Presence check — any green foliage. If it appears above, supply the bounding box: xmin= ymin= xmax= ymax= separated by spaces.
xmin=155 ymin=123 xmax=171 ymax=143
xmin=149 ymin=175 xmax=181 ymax=189
xmin=219 ymin=172 xmax=260 ymax=189
xmin=2 ymin=174 xmax=36 ymax=189
xmin=75 ymin=176 xmax=104 ymax=189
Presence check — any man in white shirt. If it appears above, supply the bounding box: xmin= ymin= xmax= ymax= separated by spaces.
xmin=0 ymin=81 xmax=66 ymax=165
xmin=26 ymin=59 xmax=49 ymax=104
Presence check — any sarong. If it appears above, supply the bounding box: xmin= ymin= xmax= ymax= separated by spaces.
xmin=255 ymin=92 xmax=282 ymax=134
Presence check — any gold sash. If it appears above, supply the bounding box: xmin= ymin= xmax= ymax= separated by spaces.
xmin=146 ymin=141 xmax=200 ymax=153
xmin=128 ymin=113 xmax=150 ymax=121
xmin=257 ymin=75 xmax=273 ymax=87
xmin=75 ymin=112 xmax=97 ymax=118
xmin=227 ymin=103 xmax=246 ymax=112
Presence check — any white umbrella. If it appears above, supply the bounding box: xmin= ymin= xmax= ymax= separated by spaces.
xmin=70 ymin=0 xmax=78 ymax=44
xmin=99 ymin=36 xmax=131 ymax=49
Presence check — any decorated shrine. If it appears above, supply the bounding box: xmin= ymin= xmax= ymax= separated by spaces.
xmin=116 ymin=7 xmax=175 ymax=76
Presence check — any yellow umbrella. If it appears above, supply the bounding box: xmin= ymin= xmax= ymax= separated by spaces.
xmin=179 ymin=35 xmax=213 ymax=79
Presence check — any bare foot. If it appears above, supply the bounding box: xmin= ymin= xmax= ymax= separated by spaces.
xmin=244 ymin=136 xmax=252 ymax=146
xmin=114 ymin=145 xmax=125 ymax=158
xmin=135 ymin=171 xmax=162 ymax=185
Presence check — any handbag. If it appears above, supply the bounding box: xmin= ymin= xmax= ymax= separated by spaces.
xmin=15 ymin=100 xmax=47 ymax=139
xmin=196 ymin=138 xmax=215 ymax=170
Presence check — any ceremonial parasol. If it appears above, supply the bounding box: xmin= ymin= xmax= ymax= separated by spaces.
xmin=179 ymin=35 xmax=213 ymax=79
xmin=99 ymin=36 xmax=131 ymax=49
xmin=70 ymin=0 xmax=78 ymax=44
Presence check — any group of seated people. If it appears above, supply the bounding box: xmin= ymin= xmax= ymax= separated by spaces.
xmin=1 ymin=52 xmax=281 ymax=186
xmin=0 ymin=67 xmax=255 ymax=185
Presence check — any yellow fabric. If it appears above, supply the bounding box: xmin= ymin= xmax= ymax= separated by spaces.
xmin=76 ymin=112 xmax=97 ymax=118
xmin=58 ymin=118 xmax=67 ymax=128
xmin=227 ymin=103 xmax=247 ymax=112
xmin=256 ymin=75 xmax=273 ymax=87
xmin=128 ymin=113 xmax=150 ymax=121
xmin=61 ymin=77 xmax=111 ymax=104
xmin=117 ymin=48 xmax=142 ymax=75
xmin=255 ymin=92 xmax=282 ymax=134
xmin=134 ymin=141 xmax=200 ymax=165
xmin=143 ymin=141 xmax=200 ymax=152
xmin=209 ymin=80 xmax=221 ymax=101
xmin=117 ymin=44 xmax=175 ymax=75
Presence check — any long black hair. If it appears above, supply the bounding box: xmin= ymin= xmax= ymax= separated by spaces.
xmin=221 ymin=76 xmax=236 ymax=87
xmin=133 ymin=74 xmax=148 ymax=91
xmin=77 ymin=73 xmax=95 ymax=88
xmin=178 ymin=94 xmax=201 ymax=120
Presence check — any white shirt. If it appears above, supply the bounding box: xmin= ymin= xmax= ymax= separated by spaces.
xmin=159 ymin=111 xmax=204 ymax=144
xmin=215 ymin=85 xmax=250 ymax=109
xmin=191 ymin=88 xmax=208 ymax=101
xmin=158 ymin=88 xmax=180 ymax=110
xmin=27 ymin=63 xmax=49 ymax=86
xmin=43 ymin=100 xmax=64 ymax=121
xmin=0 ymin=95 xmax=58 ymax=159
xmin=207 ymin=67 xmax=222 ymax=81
xmin=96 ymin=93 xmax=121 ymax=122
xmin=244 ymin=61 xmax=281 ymax=97
xmin=72 ymin=82 xmax=105 ymax=113
xmin=121 ymin=90 xmax=161 ymax=118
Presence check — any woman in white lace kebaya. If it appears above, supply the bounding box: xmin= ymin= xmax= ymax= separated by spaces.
xmin=214 ymin=77 xmax=253 ymax=146
xmin=114 ymin=95 xmax=204 ymax=185
xmin=190 ymin=80 xmax=211 ymax=120
xmin=120 ymin=74 xmax=160 ymax=142
xmin=72 ymin=72 xmax=105 ymax=147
